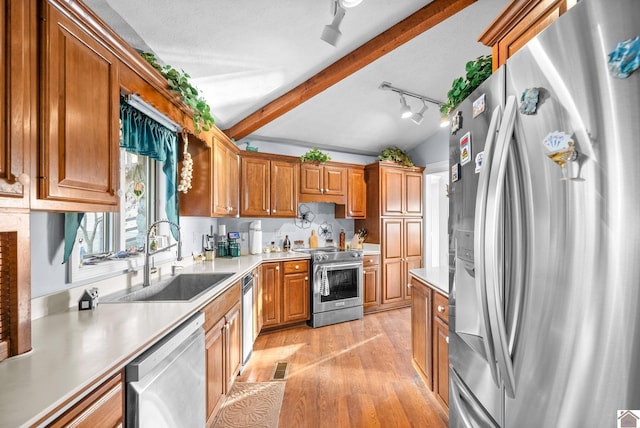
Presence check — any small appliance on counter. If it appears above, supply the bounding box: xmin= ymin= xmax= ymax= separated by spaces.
xmin=227 ymin=232 xmax=240 ymax=258
xmin=217 ymin=225 xmax=227 ymax=257
xmin=249 ymin=220 xmax=262 ymax=255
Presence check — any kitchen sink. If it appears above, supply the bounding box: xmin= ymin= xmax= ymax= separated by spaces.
xmin=105 ymin=273 xmax=235 ymax=302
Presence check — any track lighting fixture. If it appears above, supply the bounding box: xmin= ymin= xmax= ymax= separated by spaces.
xmin=321 ymin=0 xmax=363 ymax=46
xmin=379 ymin=81 xmax=444 ymax=125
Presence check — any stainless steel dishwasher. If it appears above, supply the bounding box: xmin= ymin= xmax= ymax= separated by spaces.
xmin=126 ymin=312 xmax=205 ymax=428
xmin=241 ymin=271 xmax=254 ymax=370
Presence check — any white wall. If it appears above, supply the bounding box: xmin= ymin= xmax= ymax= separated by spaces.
xmin=407 ymin=126 xmax=449 ymax=166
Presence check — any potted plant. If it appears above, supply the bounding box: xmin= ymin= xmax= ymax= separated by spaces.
xmin=378 ymin=146 xmax=414 ymax=167
xmin=440 ymin=54 xmax=492 ymax=116
xmin=300 ymin=147 xmax=331 ymax=164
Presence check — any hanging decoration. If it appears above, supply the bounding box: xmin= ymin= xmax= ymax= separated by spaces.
xmin=177 ymin=130 xmax=193 ymax=193
xmin=295 ymin=204 xmax=315 ymax=229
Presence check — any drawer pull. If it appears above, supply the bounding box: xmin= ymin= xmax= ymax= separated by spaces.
xmin=437 ymin=305 xmax=445 ymax=313
xmin=295 ymin=265 xmax=299 ymax=269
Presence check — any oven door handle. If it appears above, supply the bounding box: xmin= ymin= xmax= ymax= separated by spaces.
xmin=317 ymin=262 xmax=363 ymax=270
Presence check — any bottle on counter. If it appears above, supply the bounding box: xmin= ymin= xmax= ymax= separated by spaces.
xmin=283 ymin=235 xmax=291 ymax=252
xmin=339 ymin=229 xmax=346 ymax=251
xmin=309 ymin=230 xmax=318 ymax=248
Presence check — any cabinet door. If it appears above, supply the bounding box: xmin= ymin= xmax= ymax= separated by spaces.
xmin=404 ymin=218 xmax=423 ymax=300
xmin=323 ymin=165 xmax=346 ymax=196
xmin=212 ymin=140 xmax=227 ymax=215
xmin=225 ymin=302 xmax=242 ymax=392
xmin=41 ymin=2 xmax=119 ymax=209
xmin=382 ymin=219 xmax=404 ymax=304
xmin=347 ymin=168 xmax=366 ymax=218
xmin=271 ymin=160 xmax=298 ymax=217
xmin=433 ymin=316 xmax=449 ymax=409
xmin=404 ymin=172 xmax=423 ymax=216
xmin=261 ymin=262 xmax=281 ymax=327
xmin=226 ymin=148 xmax=239 ymax=217
xmin=411 ymin=282 xmax=432 ymax=389
xmin=241 ymin=156 xmax=270 ymax=217
xmin=0 ymin=0 xmax=29 ymax=207
xmin=300 ymin=163 xmax=322 ymax=195
xmin=381 ymin=168 xmax=404 ymax=216
xmin=282 ymin=272 xmax=309 ymax=324
xmin=205 ymin=317 xmax=226 ymax=425
xmin=363 ymin=265 xmax=379 ymax=309
xmin=49 ymin=373 xmax=123 ymax=428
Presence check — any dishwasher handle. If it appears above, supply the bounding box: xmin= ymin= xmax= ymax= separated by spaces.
xmin=126 ymin=312 xmax=204 ymax=382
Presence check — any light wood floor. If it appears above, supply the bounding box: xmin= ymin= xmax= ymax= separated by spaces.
xmin=238 ymin=307 xmax=448 ymax=428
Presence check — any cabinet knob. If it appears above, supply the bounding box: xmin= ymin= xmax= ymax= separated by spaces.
xmin=295 ymin=265 xmax=299 ymax=270
xmin=273 ymin=209 xmax=276 ymax=213
xmin=275 ymin=266 xmax=280 ymax=271
xmin=349 ymin=210 xmax=353 ymax=215
xmin=369 ymin=259 xmax=373 ymax=263
xmin=266 ymin=209 xmax=270 ymax=213
xmin=407 ymin=283 xmax=413 ymax=288
xmin=446 ymin=336 xmax=449 ymax=344
xmin=304 ymin=276 xmax=308 ymax=281
xmin=437 ymin=305 xmax=445 ymax=313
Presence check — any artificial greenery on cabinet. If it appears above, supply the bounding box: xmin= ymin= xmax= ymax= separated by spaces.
xmin=440 ymin=54 xmax=492 ymax=115
xmin=300 ymin=147 xmax=331 ymax=164
xmin=141 ymin=52 xmax=215 ymax=134
xmin=378 ymin=146 xmax=414 ymax=167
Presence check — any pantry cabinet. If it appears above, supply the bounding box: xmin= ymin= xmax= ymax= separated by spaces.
xmin=479 ymin=0 xmax=571 ymax=71
xmin=261 ymin=259 xmax=309 ymax=330
xmin=299 ymin=162 xmax=346 ymax=204
xmin=381 ymin=166 xmax=423 ymax=217
xmin=201 ymin=281 xmax=242 ymax=425
xmin=381 ymin=218 xmax=422 ymax=305
xmin=37 ymin=0 xmax=120 ymax=211
xmin=240 ymin=153 xmax=298 ymax=218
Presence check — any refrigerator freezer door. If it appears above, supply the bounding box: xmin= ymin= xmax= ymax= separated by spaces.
xmin=502 ymin=0 xmax=640 ymax=426
xmin=449 ymin=67 xmax=505 ymax=426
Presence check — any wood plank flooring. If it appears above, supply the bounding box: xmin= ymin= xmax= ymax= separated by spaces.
xmin=238 ymin=308 xmax=448 ymax=428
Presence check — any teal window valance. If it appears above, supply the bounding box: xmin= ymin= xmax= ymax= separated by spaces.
xmin=119 ymin=100 xmax=179 ymax=240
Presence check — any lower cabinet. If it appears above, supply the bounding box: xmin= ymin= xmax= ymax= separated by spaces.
xmin=363 ymin=254 xmax=380 ymax=312
xmin=261 ymin=260 xmax=309 ymax=330
xmin=410 ymin=274 xmax=449 ymax=411
xmin=201 ymin=281 xmax=242 ymax=426
xmin=49 ymin=372 xmax=124 ymax=428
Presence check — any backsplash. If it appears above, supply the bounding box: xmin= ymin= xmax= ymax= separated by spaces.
xmin=218 ymin=203 xmax=354 ymax=253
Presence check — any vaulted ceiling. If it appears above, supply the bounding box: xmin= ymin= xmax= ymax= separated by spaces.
xmin=85 ymin=0 xmax=508 ymax=155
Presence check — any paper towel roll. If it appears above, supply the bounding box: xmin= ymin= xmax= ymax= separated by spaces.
xmin=218 ymin=225 xmax=226 ymax=237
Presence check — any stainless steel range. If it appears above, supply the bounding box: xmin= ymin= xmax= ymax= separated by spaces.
xmin=298 ymin=248 xmax=363 ymax=328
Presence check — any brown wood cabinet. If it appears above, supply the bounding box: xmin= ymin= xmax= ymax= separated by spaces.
xmin=410 ymin=274 xmax=449 ymax=412
xmin=38 ymin=0 xmax=120 ymax=211
xmin=335 ymin=166 xmax=366 ymax=219
xmin=0 ymin=0 xmax=30 ymax=208
xmin=201 ymin=281 xmax=242 ymax=426
xmin=252 ymin=267 xmax=263 ymax=342
xmin=363 ymin=254 xmax=380 ymax=312
xmin=261 ymin=259 xmax=309 ymax=330
xmin=240 ymin=153 xmax=298 ymax=218
xmin=49 ymin=372 xmax=124 ymax=428
xmin=179 ymin=131 xmax=240 ymax=217
xmin=299 ymin=162 xmax=346 ymax=204
xmin=355 ymin=162 xmax=424 ymax=313
xmin=432 ymin=291 xmax=449 ymax=410
xmin=479 ymin=0 xmax=572 ymax=71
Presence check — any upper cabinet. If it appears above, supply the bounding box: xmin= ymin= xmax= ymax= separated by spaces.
xmin=335 ymin=166 xmax=366 ymax=219
xmin=479 ymin=0 xmax=573 ymax=71
xmin=240 ymin=153 xmax=298 ymax=218
xmin=180 ymin=131 xmax=240 ymax=218
xmin=37 ymin=0 xmax=120 ymax=211
xmin=381 ymin=164 xmax=423 ymax=217
xmin=299 ymin=162 xmax=346 ymax=204
xmin=0 ymin=0 xmax=31 ymax=208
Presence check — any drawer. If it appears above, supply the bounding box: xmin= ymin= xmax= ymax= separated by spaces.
xmin=433 ymin=292 xmax=449 ymax=324
xmin=363 ymin=254 xmax=380 ymax=267
xmin=283 ymin=260 xmax=309 ymax=274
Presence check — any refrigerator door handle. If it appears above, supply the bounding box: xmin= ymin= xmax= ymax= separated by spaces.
xmin=485 ymin=95 xmax=518 ymax=398
xmin=473 ymin=105 xmax=502 ymax=387
xmin=450 ymin=366 xmax=500 ymax=428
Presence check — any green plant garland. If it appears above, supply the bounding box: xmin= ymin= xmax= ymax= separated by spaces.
xmin=378 ymin=147 xmax=414 ymax=167
xmin=440 ymin=55 xmax=492 ymax=115
xmin=300 ymin=147 xmax=331 ymax=163
xmin=141 ymin=52 xmax=215 ymax=134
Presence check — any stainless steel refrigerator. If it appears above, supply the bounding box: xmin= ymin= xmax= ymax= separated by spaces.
xmin=448 ymin=0 xmax=640 ymax=426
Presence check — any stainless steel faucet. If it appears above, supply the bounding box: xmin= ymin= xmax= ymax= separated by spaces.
xmin=144 ymin=220 xmax=182 ymax=287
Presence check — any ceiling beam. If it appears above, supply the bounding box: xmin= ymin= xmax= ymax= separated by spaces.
xmin=224 ymin=0 xmax=477 ymax=141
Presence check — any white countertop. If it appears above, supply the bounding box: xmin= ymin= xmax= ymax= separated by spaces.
xmin=0 ymin=252 xmax=308 ymax=428
xmin=409 ymin=266 xmax=449 ymax=297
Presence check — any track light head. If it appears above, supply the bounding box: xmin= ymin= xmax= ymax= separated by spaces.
xmin=399 ymin=95 xmax=412 ymax=119
xmin=411 ymin=101 xmax=428 ymax=125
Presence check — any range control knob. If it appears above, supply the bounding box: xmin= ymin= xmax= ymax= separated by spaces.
xmin=323 ymin=255 xmax=329 ymax=260
xmin=352 ymin=252 xmax=361 ymax=258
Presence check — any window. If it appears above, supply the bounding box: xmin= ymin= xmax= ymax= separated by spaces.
xmin=68 ymin=149 xmax=171 ymax=284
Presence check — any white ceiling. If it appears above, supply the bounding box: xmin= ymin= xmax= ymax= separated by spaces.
xmin=86 ymin=0 xmax=508 ymax=155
